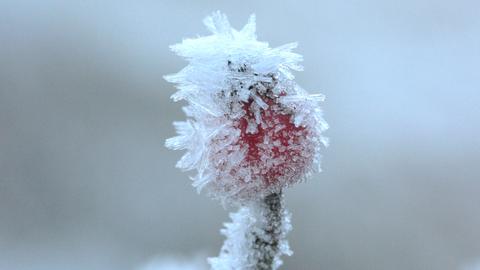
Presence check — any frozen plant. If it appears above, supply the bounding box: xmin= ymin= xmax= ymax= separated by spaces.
xmin=165 ymin=11 xmax=328 ymax=270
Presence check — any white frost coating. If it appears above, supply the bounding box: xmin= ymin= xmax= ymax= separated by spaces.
xmin=208 ymin=200 xmax=292 ymax=270
xmin=165 ymin=11 xmax=328 ymax=204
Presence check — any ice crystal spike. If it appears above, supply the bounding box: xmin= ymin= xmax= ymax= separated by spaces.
xmin=165 ymin=12 xmax=328 ymax=205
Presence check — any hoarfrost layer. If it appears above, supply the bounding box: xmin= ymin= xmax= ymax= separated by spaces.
xmin=208 ymin=198 xmax=292 ymax=270
xmin=165 ymin=12 xmax=328 ymax=204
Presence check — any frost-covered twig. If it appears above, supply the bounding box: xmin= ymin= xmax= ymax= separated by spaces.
xmin=165 ymin=12 xmax=327 ymax=270
xmin=251 ymin=192 xmax=285 ymax=270
xmin=208 ymin=192 xmax=292 ymax=270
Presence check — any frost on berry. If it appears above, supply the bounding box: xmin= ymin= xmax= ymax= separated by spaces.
xmin=165 ymin=12 xmax=328 ymax=205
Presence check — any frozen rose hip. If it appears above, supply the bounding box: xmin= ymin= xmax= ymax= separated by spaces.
xmin=165 ymin=12 xmax=329 ymax=270
xmin=237 ymin=96 xmax=312 ymax=185
xmin=165 ymin=12 xmax=328 ymax=204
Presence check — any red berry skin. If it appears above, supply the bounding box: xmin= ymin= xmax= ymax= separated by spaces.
xmin=236 ymin=96 xmax=311 ymax=186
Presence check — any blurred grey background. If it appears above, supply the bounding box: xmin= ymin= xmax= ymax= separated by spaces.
xmin=1 ymin=0 xmax=480 ymax=269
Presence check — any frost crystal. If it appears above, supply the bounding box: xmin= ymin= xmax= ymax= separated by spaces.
xmin=165 ymin=11 xmax=328 ymax=204
xmin=208 ymin=193 xmax=292 ymax=270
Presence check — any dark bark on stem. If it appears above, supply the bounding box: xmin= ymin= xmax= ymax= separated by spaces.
xmin=253 ymin=191 xmax=283 ymax=270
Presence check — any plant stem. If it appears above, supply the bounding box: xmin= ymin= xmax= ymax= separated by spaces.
xmin=252 ymin=191 xmax=283 ymax=270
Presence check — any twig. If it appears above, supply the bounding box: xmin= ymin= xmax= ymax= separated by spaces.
xmin=252 ymin=191 xmax=283 ymax=270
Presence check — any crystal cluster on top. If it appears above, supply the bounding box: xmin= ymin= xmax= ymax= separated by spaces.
xmin=165 ymin=12 xmax=328 ymax=205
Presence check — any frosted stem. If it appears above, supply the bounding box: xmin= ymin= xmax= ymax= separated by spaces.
xmin=252 ymin=191 xmax=283 ymax=270
xmin=208 ymin=191 xmax=291 ymax=270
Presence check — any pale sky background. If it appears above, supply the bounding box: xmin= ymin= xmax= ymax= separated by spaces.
xmin=1 ymin=1 xmax=480 ymax=269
